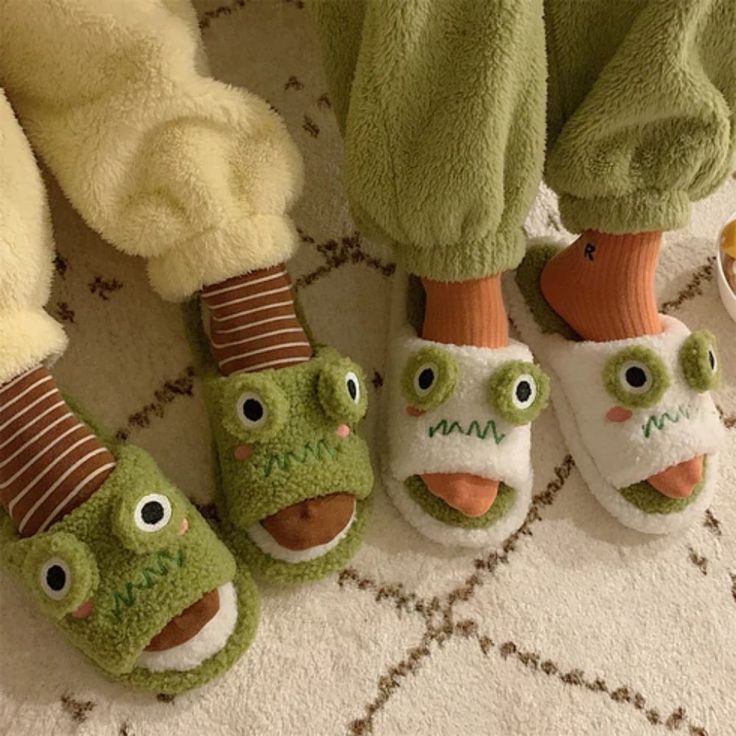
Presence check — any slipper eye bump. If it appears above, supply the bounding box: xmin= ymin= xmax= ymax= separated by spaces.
xmin=40 ymin=557 xmax=71 ymax=601
xmin=134 ymin=493 xmax=173 ymax=533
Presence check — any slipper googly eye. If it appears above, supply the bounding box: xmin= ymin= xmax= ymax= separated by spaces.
xmin=318 ymin=359 xmax=368 ymax=423
xmin=237 ymin=392 xmax=268 ymax=430
xmin=401 ymin=347 xmax=458 ymax=411
xmin=113 ymin=483 xmax=186 ymax=553
xmin=511 ymin=374 xmax=537 ymax=410
xmin=679 ymin=330 xmax=720 ymax=392
xmin=221 ymin=374 xmax=288 ymax=442
xmin=21 ymin=532 xmax=99 ymax=619
xmin=134 ymin=493 xmax=172 ymax=533
xmin=604 ymin=346 xmax=669 ymax=409
xmin=414 ymin=363 xmax=437 ymax=397
xmin=40 ymin=558 xmax=71 ymax=601
xmin=619 ymin=361 xmax=653 ymax=395
xmin=488 ymin=361 xmax=550 ymax=426
xmin=345 ymin=371 xmax=361 ymax=405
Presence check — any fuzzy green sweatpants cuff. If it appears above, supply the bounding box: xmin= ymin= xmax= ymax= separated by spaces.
xmin=310 ymin=0 xmax=736 ymax=281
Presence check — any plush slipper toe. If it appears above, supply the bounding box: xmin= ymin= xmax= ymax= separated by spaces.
xmin=0 ymin=442 xmax=259 ymax=694
xmin=509 ymin=244 xmax=725 ymax=534
xmin=189 ymin=305 xmax=375 ymax=583
xmin=382 ymin=271 xmax=549 ymax=548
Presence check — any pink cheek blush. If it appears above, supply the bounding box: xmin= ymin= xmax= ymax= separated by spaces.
xmin=406 ymin=406 xmax=425 ymax=417
xmin=234 ymin=444 xmax=253 ymax=461
xmin=71 ymin=600 xmax=94 ymax=619
xmin=179 ymin=518 xmax=189 ymax=535
xmin=606 ymin=406 xmax=633 ymax=423
xmin=336 ymin=424 xmax=351 ymax=438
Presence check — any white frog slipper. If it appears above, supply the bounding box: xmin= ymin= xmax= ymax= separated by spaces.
xmin=508 ymin=244 xmax=725 ymax=534
xmin=382 ymin=271 xmax=550 ymax=548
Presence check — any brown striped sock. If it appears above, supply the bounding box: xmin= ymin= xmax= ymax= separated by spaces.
xmin=0 ymin=366 xmax=116 ymax=537
xmin=201 ymin=264 xmax=313 ymax=376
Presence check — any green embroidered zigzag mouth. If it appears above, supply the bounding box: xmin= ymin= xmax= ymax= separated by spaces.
xmin=112 ymin=549 xmax=185 ymax=621
xmin=641 ymin=405 xmax=691 ymax=438
xmin=262 ymin=437 xmax=339 ymax=478
xmin=428 ymin=419 xmax=506 ymax=444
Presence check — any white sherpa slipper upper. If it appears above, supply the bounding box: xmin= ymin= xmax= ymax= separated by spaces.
xmin=388 ymin=330 xmax=535 ymax=493
xmin=546 ymin=315 xmax=724 ymax=488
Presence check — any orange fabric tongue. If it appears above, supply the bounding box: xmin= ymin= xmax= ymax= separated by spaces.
xmin=420 ymin=473 xmax=499 ymax=517
xmin=647 ymin=455 xmax=704 ymax=499
xmin=145 ymin=589 xmax=220 ymax=652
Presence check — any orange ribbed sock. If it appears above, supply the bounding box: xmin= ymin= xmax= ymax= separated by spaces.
xmin=540 ymin=230 xmax=702 ymax=497
xmin=540 ymin=230 xmax=662 ymax=342
xmin=419 ymin=275 xmax=507 ymax=517
xmin=421 ymin=275 xmax=509 ymax=348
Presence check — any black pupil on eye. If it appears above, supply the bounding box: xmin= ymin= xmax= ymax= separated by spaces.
xmin=141 ymin=500 xmax=164 ymax=525
xmin=243 ymin=398 xmax=264 ymax=423
xmin=708 ymin=350 xmax=716 ymax=371
xmin=418 ymin=368 xmax=435 ymax=391
xmin=516 ymin=380 xmax=532 ymax=403
xmin=46 ymin=565 xmax=66 ymax=592
xmin=625 ymin=366 xmax=647 ymax=388
xmin=347 ymin=378 xmax=358 ymax=401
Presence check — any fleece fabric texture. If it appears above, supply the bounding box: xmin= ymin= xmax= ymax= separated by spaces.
xmin=0 ymin=93 xmax=68 ymax=385
xmin=509 ymin=245 xmax=725 ymax=534
xmin=381 ymin=272 xmax=540 ymax=549
xmin=0 ymin=443 xmax=259 ymax=694
xmin=388 ymin=331 xmax=540 ymax=494
xmin=311 ymin=0 xmax=736 ymax=279
xmin=2 ymin=5 xmax=736 ymax=731
xmin=0 ymin=0 xmax=303 ymax=303
xmin=185 ymin=301 xmax=375 ymax=581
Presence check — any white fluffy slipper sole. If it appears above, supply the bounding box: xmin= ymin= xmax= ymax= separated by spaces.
xmin=380 ymin=269 xmax=540 ymax=549
xmin=135 ymin=582 xmax=238 ymax=672
xmin=506 ymin=246 xmax=724 ymax=534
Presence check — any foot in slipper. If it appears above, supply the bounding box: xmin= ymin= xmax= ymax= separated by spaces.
xmin=0 ymin=427 xmax=259 ymax=694
xmin=510 ymin=236 xmax=725 ymax=534
xmin=189 ymin=265 xmax=374 ymax=583
xmin=383 ymin=272 xmax=550 ymax=548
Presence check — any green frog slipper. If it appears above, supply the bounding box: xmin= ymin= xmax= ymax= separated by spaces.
xmin=0 ymin=436 xmax=259 ymax=694
xmin=187 ymin=304 xmax=374 ymax=584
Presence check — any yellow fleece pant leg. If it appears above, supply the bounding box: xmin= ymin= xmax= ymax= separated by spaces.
xmin=0 ymin=92 xmax=67 ymax=385
xmin=1 ymin=0 xmax=304 ymax=301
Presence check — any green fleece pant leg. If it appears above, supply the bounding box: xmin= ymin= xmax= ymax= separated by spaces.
xmin=544 ymin=0 xmax=736 ymax=234
xmin=310 ymin=0 xmax=546 ymax=281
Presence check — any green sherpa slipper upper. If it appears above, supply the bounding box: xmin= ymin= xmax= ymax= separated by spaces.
xmin=186 ymin=302 xmax=374 ymax=583
xmin=0 ymin=443 xmax=259 ymax=694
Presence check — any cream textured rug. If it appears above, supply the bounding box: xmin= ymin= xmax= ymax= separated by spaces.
xmin=2 ymin=2 xmax=736 ymax=734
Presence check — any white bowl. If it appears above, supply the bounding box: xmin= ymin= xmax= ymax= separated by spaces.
xmin=716 ymin=217 xmax=736 ymax=323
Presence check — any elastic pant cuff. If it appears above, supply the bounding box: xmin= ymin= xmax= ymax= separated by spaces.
xmin=0 ymin=310 xmax=68 ymax=384
xmin=396 ymin=228 xmax=526 ymax=281
xmin=559 ymin=190 xmax=691 ymax=235
xmin=147 ymin=214 xmax=300 ymax=302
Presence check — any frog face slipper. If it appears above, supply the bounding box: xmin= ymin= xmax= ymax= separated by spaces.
xmin=510 ymin=244 xmax=725 ymax=534
xmin=191 ymin=311 xmax=374 ymax=583
xmin=0 ymin=444 xmax=259 ymax=694
xmin=383 ymin=272 xmax=549 ymax=548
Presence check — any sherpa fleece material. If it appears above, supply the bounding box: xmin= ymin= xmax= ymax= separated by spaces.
xmin=0 ymin=443 xmax=260 ymax=694
xmin=0 ymin=0 xmax=303 ymax=381
xmin=311 ymin=0 xmax=736 ymax=280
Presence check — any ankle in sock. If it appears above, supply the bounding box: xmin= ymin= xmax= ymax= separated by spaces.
xmin=0 ymin=366 xmax=116 ymax=536
xmin=201 ymin=264 xmax=312 ymax=376
xmin=419 ymin=274 xmax=507 ymax=515
xmin=540 ymin=231 xmax=704 ymax=496
xmin=540 ymin=230 xmax=662 ymax=343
